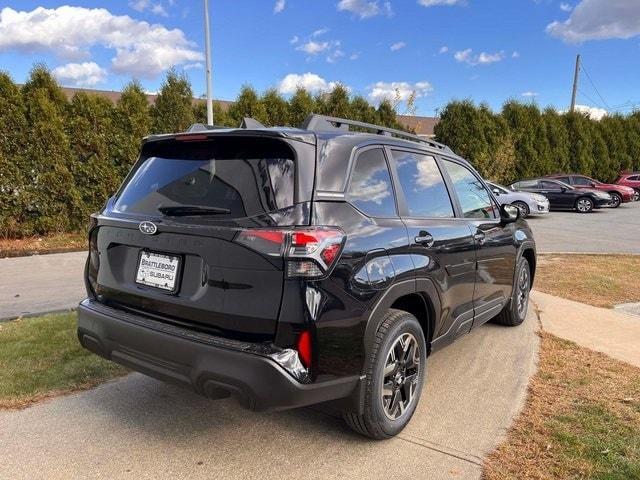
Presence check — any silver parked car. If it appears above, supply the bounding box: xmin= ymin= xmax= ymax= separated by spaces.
xmin=487 ymin=181 xmax=550 ymax=218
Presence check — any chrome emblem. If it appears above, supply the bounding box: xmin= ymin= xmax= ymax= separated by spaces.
xmin=139 ymin=221 xmax=158 ymax=235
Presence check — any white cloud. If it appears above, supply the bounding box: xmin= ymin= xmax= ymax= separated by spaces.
xmin=560 ymin=2 xmax=573 ymax=12
xmin=367 ymin=80 xmax=433 ymax=103
xmin=512 ymin=51 xmax=520 ymax=58
xmin=274 ymin=0 xmax=286 ymax=14
xmin=454 ymin=48 xmax=505 ymax=65
xmin=521 ymin=91 xmax=539 ymax=97
xmin=290 ymin=35 xmax=299 ymax=44
xmin=183 ymin=62 xmax=203 ymax=70
xmin=336 ymin=0 xmax=393 ymax=19
xmin=350 ymin=52 xmax=360 ymax=60
xmin=312 ymin=27 xmax=329 ymax=37
xmin=0 ymin=6 xmax=203 ymax=78
xmin=574 ymin=104 xmax=608 ymax=120
xmin=438 ymin=45 xmax=449 ymax=53
xmin=129 ymin=0 xmax=168 ymax=17
xmin=547 ymin=0 xmax=640 ymax=42
xmin=390 ymin=41 xmax=406 ymax=51
xmin=418 ymin=0 xmax=465 ymax=6
xmin=277 ymin=72 xmax=341 ymax=94
xmin=327 ymin=49 xmax=345 ymax=63
xmin=52 ymin=61 xmax=107 ymax=87
xmin=297 ymin=40 xmax=331 ymax=55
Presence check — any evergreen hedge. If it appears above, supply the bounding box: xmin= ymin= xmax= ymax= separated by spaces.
xmin=434 ymin=99 xmax=640 ymax=185
xmin=0 ymin=66 xmax=638 ymax=239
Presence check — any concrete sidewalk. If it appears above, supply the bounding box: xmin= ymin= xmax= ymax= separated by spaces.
xmin=0 ymin=251 xmax=86 ymax=320
xmin=0 ymin=307 xmax=539 ymax=480
xmin=532 ymin=290 xmax=640 ymax=368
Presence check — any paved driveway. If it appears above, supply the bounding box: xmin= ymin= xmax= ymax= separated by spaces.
xmin=0 ymin=307 xmax=538 ymax=480
xmin=526 ymin=200 xmax=640 ymax=254
xmin=0 ymin=251 xmax=87 ymax=320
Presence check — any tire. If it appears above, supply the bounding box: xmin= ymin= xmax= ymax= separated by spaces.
xmin=343 ymin=309 xmax=426 ymax=440
xmin=492 ymin=257 xmax=530 ymax=327
xmin=575 ymin=196 xmax=594 ymax=213
xmin=634 ymin=189 xmax=640 ymax=202
xmin=609 ymin=192 xmax=622 ymax=208
xmin=512 ymin=201 xmax=530 ymax=218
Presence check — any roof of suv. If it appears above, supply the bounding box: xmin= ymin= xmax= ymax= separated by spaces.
xmin=144 ymin=114 xmax=462 ymax=161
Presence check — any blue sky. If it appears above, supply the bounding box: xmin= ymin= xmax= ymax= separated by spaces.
xmin=0 ymin=0 xmax=639 ymax=118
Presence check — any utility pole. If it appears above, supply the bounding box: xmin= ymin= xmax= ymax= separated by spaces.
xmin=570 ymin=54 xmax=580 ymax=113
xmin=204 ymin=0 xmax=214 ymax=125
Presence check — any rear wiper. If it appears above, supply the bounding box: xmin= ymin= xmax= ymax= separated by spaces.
xmin=158 ymin=205 xmax=231 ymax=216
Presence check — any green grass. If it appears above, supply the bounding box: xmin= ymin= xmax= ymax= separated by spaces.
xmin=0 ymin=312 xmax=128 ymax=409
xmin=551 ymin=403 xmax=640 ymax=480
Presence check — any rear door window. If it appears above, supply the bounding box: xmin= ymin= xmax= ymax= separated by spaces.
xmin=442 ymin=160 xmax=497 ymax=219
xmin=347 ymin=148 xmax=397 ymax=217
xmin=392 ymin=150 xmax=454 ymax=218
xmin=114 ymin=137 xmax=295 ymax=220
xmin=572 ymin=176 xmax=592 ymax=186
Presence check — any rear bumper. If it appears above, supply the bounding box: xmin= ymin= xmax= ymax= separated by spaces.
xmin=77 ymin=299 xmax=360 ymax=412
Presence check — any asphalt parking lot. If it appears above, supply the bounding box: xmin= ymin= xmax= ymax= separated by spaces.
xmin=526 ymin=200 xmax=640 ymax=254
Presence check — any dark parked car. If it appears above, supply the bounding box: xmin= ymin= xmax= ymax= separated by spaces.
xmin=78 ymin=115 xmax=536 ymax=439
xmin=546 ymin=174 xmax=636 ymax=208
xmin=510 ymin=178 xmax=611 ymax=213
xmin=614 ymin=172 xmax=640 ymax=200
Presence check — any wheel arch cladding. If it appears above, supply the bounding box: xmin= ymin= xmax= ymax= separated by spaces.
xmin=522 ymin=248 xmax=536 ymax=288
xmin=390 ymin=293 xmax=434 ymax=346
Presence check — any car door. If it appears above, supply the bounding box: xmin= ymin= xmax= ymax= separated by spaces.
xmin=440 ymin=159 xmax=516 ymax=327
xmin=388 ymin=148 xmax=477 ymax=340
xmin=540 ymin=180 xmax=572 ymax=208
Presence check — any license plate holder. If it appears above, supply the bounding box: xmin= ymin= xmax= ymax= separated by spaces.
xmin=135 ymin=250 xmax=181 ymax=292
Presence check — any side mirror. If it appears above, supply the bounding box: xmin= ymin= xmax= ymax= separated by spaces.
xmin=492 ymin=188 xmax=501 ymax=195
xmin=500 ymin=204 xmax=520 ymax=224
xmin=560 ymin=186 xmax=568 ymax=192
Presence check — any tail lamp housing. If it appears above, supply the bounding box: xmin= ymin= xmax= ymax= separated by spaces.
xmin=236 ymin=227 xmax=345 ymax=279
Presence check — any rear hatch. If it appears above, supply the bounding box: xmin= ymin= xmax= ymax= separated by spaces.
xmin=90 ymin=133 xmax=315 ymax=342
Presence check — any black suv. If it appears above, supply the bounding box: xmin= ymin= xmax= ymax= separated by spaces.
xmin=78 ymin=115 xmax=536 ymax=439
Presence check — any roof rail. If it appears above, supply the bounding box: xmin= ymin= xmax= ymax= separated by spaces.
xmin=301 ymin=114 xmax=453 ymax=153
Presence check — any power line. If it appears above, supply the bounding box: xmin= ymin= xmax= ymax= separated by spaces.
xmin=578 ymin=88 xmax=604 ymax=110
xmin=580 ymin=62 xmax=611 ymax=110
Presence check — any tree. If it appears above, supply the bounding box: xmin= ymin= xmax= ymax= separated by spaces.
xmin=67 ymin=92 xmax=119 ymax=226
xmin=21 ymin=66 xmax=78 ymax=235
xmin=321 ymin=85 xmax=351 ymax=118
xmin=564 ymin=112 xmax=595 ymax=176
xmin=261 ymin=88 xmax=290 ymax=126
xmin=113 ymin=80 xmax=151 ymax=176
xmin=600 ymin=115 xmax=631 ymax=180
xmin=288 ymin=87 xmax=316 ymax=127
xmin=376 ymin=99 xmax=400 ymax=128
xmin=435 ymin=100 xmax=490 ymax=163
xmin=192 ymin=100 xmax=233 ymax=127
xmin=151 ymin=69 xmax=195 ymax=133
xmin=228 ymin=85 xmax=268 ymax=126
xmin=0 ymin=72 xmax=28 ymax=237
xmin=542 ymin=108 xmax=571 ymax=174
xmin=350 ymin=95 xmax=378 ymax=125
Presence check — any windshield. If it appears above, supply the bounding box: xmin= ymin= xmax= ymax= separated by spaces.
xmin=114 ymin=137 xmax=295 ymax=220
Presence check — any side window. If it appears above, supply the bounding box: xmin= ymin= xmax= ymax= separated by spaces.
xmin=555 ymin=176 xmax=570 ymax=184
xmin=629 ymin=175 xmax=640 ymax=181
xmin=540 ymin=180 xmax=562 ymax=190
xmin=393 ymin=150 xmax=454 ymax=218
xmin=347 ymin=148 xmax=397 ymax=217
xmin=442 ymin=160 xmax=497 ymax=219
xmin=572 ymin=176 xmax=591 ymax=186
xmin=515 ymin=180 xmax=539 ymax=189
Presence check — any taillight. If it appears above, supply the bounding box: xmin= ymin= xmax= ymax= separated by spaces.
xmin=86 ymin=226 xmax=100 ymax=298
xmin=296 ymin=331 xmax=312 ymax=368
xmin=235 ymin=227 xmax=345 ymax=278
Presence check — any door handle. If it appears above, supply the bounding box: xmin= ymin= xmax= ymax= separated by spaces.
xmin=414 ymin=231 xmax=434 ymax=247
xmin=473 ymin=231 xmax=486 ymax=245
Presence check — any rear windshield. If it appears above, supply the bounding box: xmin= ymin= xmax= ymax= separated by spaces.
xmin=114 ymin=137 xmax=295 ymax=220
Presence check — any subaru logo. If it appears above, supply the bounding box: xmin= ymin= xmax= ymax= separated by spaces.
xmin=139 ymin=221 xmax=157 ymax=235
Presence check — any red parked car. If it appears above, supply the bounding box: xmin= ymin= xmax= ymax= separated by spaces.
xmin=614 ymin=172 xmax=640 ymax=201
xmin=546 ymin=174 xmax=636 ymax=208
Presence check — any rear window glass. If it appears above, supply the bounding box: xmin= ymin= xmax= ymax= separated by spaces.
xmin=114 ymin=137 xmax=295 ymax=219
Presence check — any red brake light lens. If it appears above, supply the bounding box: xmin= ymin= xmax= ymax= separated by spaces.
xmin=296 ymin=331 xmax=312 ymax=368
xmin=235 ymin=227 xmax=345 ymax=278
